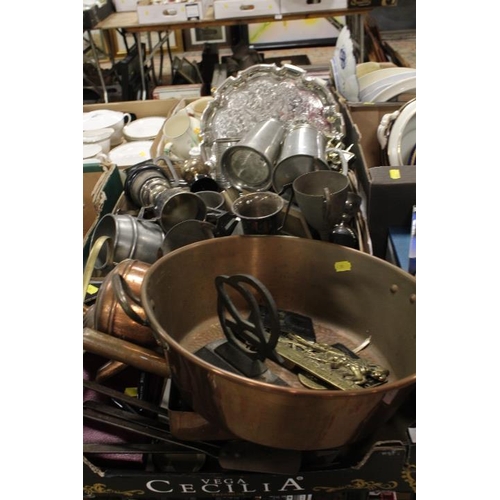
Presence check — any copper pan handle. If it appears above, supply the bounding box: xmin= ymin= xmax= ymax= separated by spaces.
xmin=83 ymin=327 xmax=170 ymax=379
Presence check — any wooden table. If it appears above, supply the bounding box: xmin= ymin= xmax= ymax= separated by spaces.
xmin=95 ymin=6 xmax=376 ymax=100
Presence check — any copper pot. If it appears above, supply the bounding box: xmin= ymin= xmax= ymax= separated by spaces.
xmin=93 ymin=259 xmax=157 ymax=347
xmin=141 ymin=236 xmax=416 ymax=451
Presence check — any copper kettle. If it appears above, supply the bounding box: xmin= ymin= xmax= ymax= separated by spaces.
xmin=91 ymin=259 xmax=157 ymax=347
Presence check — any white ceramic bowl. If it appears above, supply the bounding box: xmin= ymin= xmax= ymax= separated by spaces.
xmin=83 ymin=110 xmax=132 ymax=146
xmin=123 ymin=116 xmax=166 ymax=141
xmin=83 ymin=143 xmax=103 ymax=159
xmin=387 ymin=98 xmax=416 ymax=166
xmin=378 ymin=99 xmax=416 ymax=167
xmin=83 ymin=127 xmax=114 ymax=154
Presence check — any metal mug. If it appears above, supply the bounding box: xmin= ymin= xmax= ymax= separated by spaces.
xmin=196 ymin=190 xmax=225 ymax=211
xmin=124 ymin=157 xmax=182 ymax=208
xmin=160 ymin=219 xmax=215 ymax=255
xmin=272 ymin=123 xmax=329 ymax=194
xmin=210 ymin=137 xmax=240 ymax=189
xmin=231 ymin=191 xmax=285 ymax=235
xmin=292 ymin=170 xmax=349 ymax=239
xmin=154 ymin=187 xmax=207 ymax=233
xmin=221 ymin=119 xmax=286 ymax=191
xmin=90 ymin=213 xmax=165 ymax=268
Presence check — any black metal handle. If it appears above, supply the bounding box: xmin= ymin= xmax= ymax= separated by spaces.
xmin=215 ymin=274 xmax=282 ymax=363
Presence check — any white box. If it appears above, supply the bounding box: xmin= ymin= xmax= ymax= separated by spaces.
xmin=112 ymin=0 xmax=138 ymax=12
xmin=137 ymin=0 xmax=207 ymax=24
xmin=213 ymin=0 xmax=280 ymax=19
xmin=279 ymin=0 xmax=347 ymax=14
xmin=152 ymin=84 xmax=202 ymax=100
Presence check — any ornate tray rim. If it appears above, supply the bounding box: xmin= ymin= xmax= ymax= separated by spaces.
xmin=200 ymin=63 xmax=345 ymax=151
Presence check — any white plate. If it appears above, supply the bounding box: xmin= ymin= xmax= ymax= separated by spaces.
xmin=358 ymin=67 xmax=415 ymax=90
xmin=387 ymin=99 xmax=416 ymax=166
xmin=356 ymin=62 xmax=397 ymax=79
xmin=123 ymin=116 xmax=166 ymax=141
xmin=359 ymin=70 xmax=416 ymax=102
xmin=369 ymin=76 xmax=416 ymax=103
xmin=83 ymin=143 xmax=102 ymax=159
xmin=331 ymin=26 xmax=359 ymax=102
xmin=108 ymin=140 xmax=154 ymax=167
xmin=83 ymin=109 xmax=127 ymax=130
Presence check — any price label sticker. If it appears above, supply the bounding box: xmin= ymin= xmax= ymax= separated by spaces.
xmin=86 ymin=284 xmax=99 ymax=295
xmin=335 ymin=261 xmax=352 ymax=272
xmin=389 ymin=169 xmax=401 ymax=180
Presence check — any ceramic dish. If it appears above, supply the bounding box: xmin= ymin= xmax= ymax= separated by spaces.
xmin=123 ymin=116 xmax=166 ymax=141
xmin=83 ymin=109 xmax=130 ymax=130
xmin=108 ymin=140 xmax=154 ymax=167
xmin=356 ymin=62 xmax=397 ymax=79
xmin=378 ymin=99 xmax=416 ymax=167
xmin=369 ymin=76 xmax=416 ymax=103
xmin=359 ymin=70 xmax=416 ymax=102
xmin=357 ymin=67 xmax=415 ymax=91
xmin=83 ymin=143 xmax=102 ymax=159
xmin=331 ymin=26 xmax=359 ymax=102
xmin=200 ymin=63 xmax=345 ymax=151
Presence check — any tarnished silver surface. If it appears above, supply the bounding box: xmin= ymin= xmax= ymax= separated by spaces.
xmin=200 ymin=64 xmax=345 ymax=151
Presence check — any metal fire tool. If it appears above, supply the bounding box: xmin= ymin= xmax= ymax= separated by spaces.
xmin=195 ymin=274 xmax=288 ymax=385
xmin=83 ymin=398 xmax=302 ymax=474
xmin=199 ymin=273 xmax=389 ymax=391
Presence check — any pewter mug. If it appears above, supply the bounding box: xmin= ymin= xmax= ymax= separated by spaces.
xmin=231 ymin=191 xmax=285 ymax=235
xmin=221 ymin=119 xmax=285 ymax=191
xmin=292 ymin=170 xmax=349 ymax=238
xmin=90 ymin=213 xmax=165 ymax=268
xmin=272 ymin=123 xmax=329 ymax=194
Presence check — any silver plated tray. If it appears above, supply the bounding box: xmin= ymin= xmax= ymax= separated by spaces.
xmin=200 ymin=64 xmax=345 ymax=150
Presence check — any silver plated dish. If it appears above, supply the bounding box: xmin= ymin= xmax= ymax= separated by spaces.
xmin=200 ymin=64 xmax=345 ymax=152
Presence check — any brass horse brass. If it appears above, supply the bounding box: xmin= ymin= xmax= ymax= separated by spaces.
xmin=275 ymin=333 xmax=389 ymax=391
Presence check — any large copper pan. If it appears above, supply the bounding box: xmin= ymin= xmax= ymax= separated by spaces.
xmin=141 ymin=236 xmax=416 ymax=450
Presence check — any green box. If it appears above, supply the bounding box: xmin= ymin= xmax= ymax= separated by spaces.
xmin=83 ymin=161 xmax=123 ymax=267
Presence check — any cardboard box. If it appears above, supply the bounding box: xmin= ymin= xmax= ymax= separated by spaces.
xmin=83 ymin=98 xmax=179 ymax=120
xmin=83 ymin=162 xmax=124 ymax=266
xmin=152 ymin=84 xmax=202 ymax=101
xmin=112 ymin=0 xmax=139 ymax=12
xmin=363 ymin=165 xmax=415 ymax=259
xmin=84 ymin=99 xmax=180 ymax=179
xmin=137 ymin=0 xmax=208 ymax=24
xmin=84 ymin=404 xmax=415 ymax=498
xmin=213 ymin=0 xmax=280 ymax=19
xmin=280 ymin=0 xmax=347 ymax=14
xmin=346 ymin=0 xmax=398 ymax=6
xmin=336 ymin=97 xmax=416 ymax=258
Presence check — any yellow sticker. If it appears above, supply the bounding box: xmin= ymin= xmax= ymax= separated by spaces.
xmin=125 ymin=387 xmax=138 ymax=398
xmin=335 ymin=261 xmax=352 ymax=272
xmin=389 ymin=169 xmax=401 ymax=180
xmin=86 ymin=284 xmax=99 ymax=295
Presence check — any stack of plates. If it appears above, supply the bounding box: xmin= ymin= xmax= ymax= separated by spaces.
xmin=358 ymin=67 xmax=416 ymax=103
